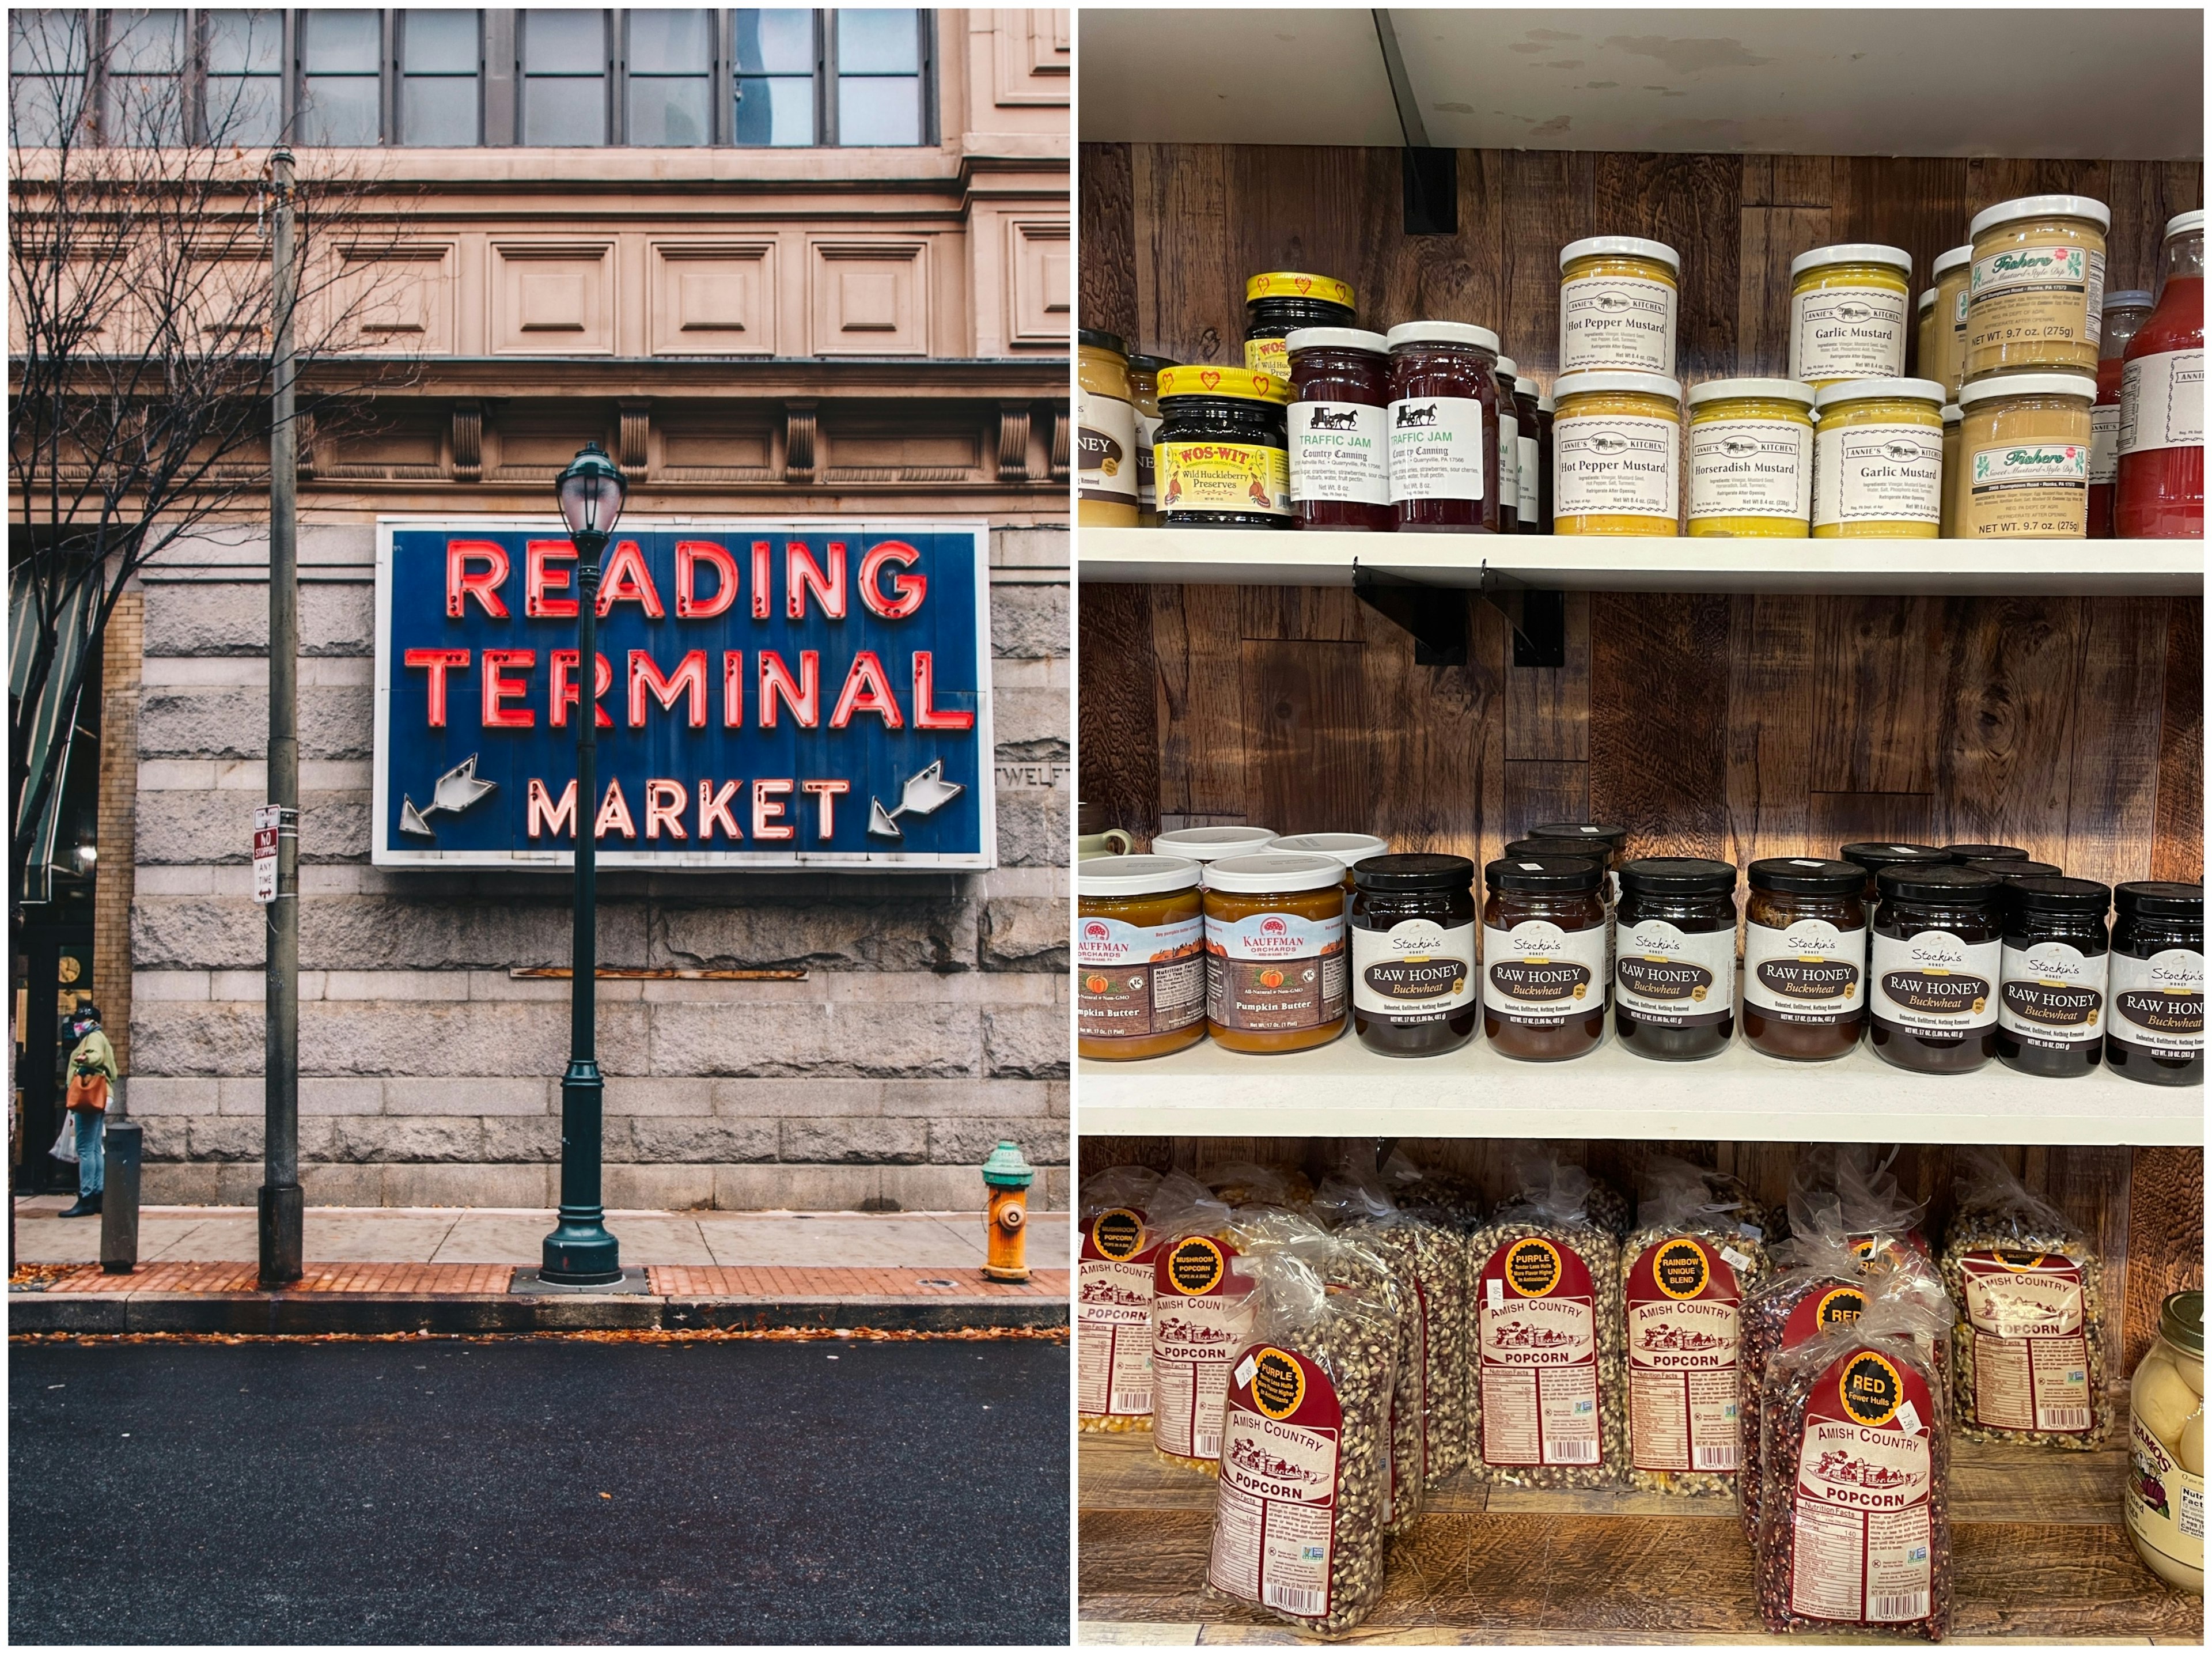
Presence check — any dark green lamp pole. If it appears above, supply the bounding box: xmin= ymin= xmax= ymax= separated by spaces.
xmin=540 ymin=441 xmax=626 ymax=1285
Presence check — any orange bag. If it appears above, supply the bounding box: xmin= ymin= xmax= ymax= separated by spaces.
xmin=66 ymin=1072 xmax=108 ymax=1114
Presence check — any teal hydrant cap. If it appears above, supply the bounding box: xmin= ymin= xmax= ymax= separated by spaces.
xmin=982 ymin=1140 xmax=1035 ymax=1189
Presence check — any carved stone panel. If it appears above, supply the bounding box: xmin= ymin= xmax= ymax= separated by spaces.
xmin=331 ymin=241 xmax=456 ymax=355
xmin=810 ymin=241 xmax=928 ymax=357
xmin=821 ymin=408 xmax=981 ymax=483
xmin=994 ymin=8 xmax=1070 ymax=105
xmin=650 ymin=241 xmax=777 ymax=355
xmin=491 ymin=242 xmax=615 ymax=355
xmin=1007 ymin=219 xmax=1070 ymax=347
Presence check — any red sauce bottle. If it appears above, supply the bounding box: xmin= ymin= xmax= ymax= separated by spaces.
xmin=2116 ymin=210 xmax=2205 ymax=539
xmin=2089 ymin=291 xmax=2153 ymax=539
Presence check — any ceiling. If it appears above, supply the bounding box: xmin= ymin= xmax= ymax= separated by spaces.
xmin=1077 ymin=7 xmax=2205 ymax=160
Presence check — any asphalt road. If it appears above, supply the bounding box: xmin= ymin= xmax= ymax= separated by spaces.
xmin=9 ymin=1335 xmax=1069 ymax=1645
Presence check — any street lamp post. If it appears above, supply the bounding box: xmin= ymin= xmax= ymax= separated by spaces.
xmin=539 ymin=442 xmax=627 ymax=1285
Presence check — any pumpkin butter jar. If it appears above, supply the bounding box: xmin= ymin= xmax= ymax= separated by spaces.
xmin=1201 ymin=852 xmax=1350 ymax=1054
xmin=1613 ymin=857 xmax=1739 ymax=1062
xmin=1742 ymin=857 xmax=1868 ymax=1062
xmin=1077 ymin=856 xmax=1207 ymax=1062
xmin=1351 ymin=853 xmax=1479 ymax=1057
xmin=1482 ymin=856 xmax=1610 ymax=1062
xmin=1270 ymin=831 xmax=1389 ymax=891
xmin=1153 ymin=826 xmax=1278 ymax=865
xmin=1869 ymin=863 xmax=2005 ymax=1074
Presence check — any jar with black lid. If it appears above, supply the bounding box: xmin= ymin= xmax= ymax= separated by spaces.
xmin=1286 ymin=327 xmax=1393 ymax=532
xmin=1482 ymin=856 xmax=1609 ymax=1062
xmin=1494 ymin=355 xmax=1522 ymax=535
xmin=1839 ymin=841 xmax=1950 ymax=906
xmin=1385 ymin=321 xmax=1502 ymax=533
xmin=1351 ymin=853 xmax=1478 ymax=1057
xmin=1154 ymin=366 xmax=1292 ymax=529
xmin=1505 ymin=836 xmax=1605 ymax=863
xmin=1529 ymin=822 xmax=1627 ymax=1002
xmin=1967 ymin=858 xmax=2064 ymax=884
xmin=1128 ymin=352 xmax=1175 ymax=526
xmin=1743 ymin=857 xmax=1868 ymax=1062
xmin=1613 ymin=858 xmax=1738 ymax=1061
xmin=1945 ymin=843 xmax=2029 ymax=864
xmin=1245 ymin=272 xmax=1357 ymax=381
xmin=1513 ymin=377 xmax=1543 ymax=531
xmin=2107 ymin=881 xmax=2204 ymax=1087
xmin=1869 ymin=864 xmax=2005 ymax=1073
xmin=1995 ymin=875 xmax=2111 ymax=1078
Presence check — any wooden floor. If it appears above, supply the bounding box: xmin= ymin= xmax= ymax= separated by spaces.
xmin=1078 ymin=1429 xmax=2205 ymax=1645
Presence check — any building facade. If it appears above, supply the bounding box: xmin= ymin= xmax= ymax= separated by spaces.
xmin=20 ymin=7 xmax=1070 ymax=1210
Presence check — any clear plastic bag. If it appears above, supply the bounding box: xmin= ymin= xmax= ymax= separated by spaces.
xmin=1147 ymin=1172 xmax=1263 ymax=1474
xmin=1078 ymin=1164 xmax=1164 ymax=1434
xmin=1380 ymin=1148 xmax=1487 ymax=1231
xmin=1199 ymin=1160 xmax=1313 ymax=1210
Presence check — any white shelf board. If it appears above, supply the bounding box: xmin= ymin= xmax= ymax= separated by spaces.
xmin=1079 ymin=1023 xmax=2203 ymax=1148
xmin=1077 ymin=528 xmax=2205 ymax=596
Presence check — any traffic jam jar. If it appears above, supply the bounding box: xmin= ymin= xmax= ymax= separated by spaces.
xmin=1078 ymin=329 xmax=1140 ymax=527
xmin=2090 ymin=291 xmax=2154 ymax=538
xmin=1482 ymin=856 xmax=1610 ymax=1062
xmin=1514 ymin=376 xmax=1543 ymax=530
xmin=1495 ymin=355 xmax=1523 ymax=533
xmin=1790 ymin=243 xmax=1912 ymax=386
xmin=1285 ymin=327 xmax=1393 ymax=531
xmin=2106 ymin=881 xmax=2205 ymax=1088
xmin=1741 ymin=858 xmax=1868 ymax=1062
xmin=1154 ymin=366 xmax=1292 ymax=529
xmin=1200 ymin=852 xmax=1350 ymax=1055
xmin=1965 ymin=195 xmax=2112 ymax=379
xmin=1612 ymin=858 xmax=1738 ymax=1062
xmin=1995 ymin=875 xmax=2111 ymax=1079
xmin=1956 ymin=373 xmax=2097 ymax=539
xmin=1685 ymin=378 xmax=1815 ymax=536
xmin=1869 ymin=864 xmax=2005 ymax=1074
xmin=1552 ymin=370 xmax=1683 ymax=536
xmin=1385 ymin=321 xmax=1502 ymax=532
xmin=1243 ymin=271 xmax=1357 ymax=383
xmin=2118 ymin=210 xmax=2205 ymax=540
xmin=1078 ymin=856 xmax=1208 ymax=1062
xmin=1351 ymin=853 xmax=1479 ymax=1057
xmin=1812 ymin=378 xmax=1945 ymax=538
xmin=1558 ymin=235 xmax=1680 ymax=374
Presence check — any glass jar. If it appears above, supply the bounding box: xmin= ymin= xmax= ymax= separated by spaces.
xmin=1613 ymin=857 xmax=1738 ymax=1062
xmin=2118 ymin=210 xmax=2205 ymax=540
xmin=1790 ymin=243 xmax=1912 ymax=385
xmin=1285 ymin=327 xmax=1392 ymax=532
xmin=1494 ymin=355 xmax=1522 ymax=534
xmin=1552 ymin=369 xmax=1683 ymax=535
xmin=1154 ymin=366 xmax=1292 ymax=529
xmin=1685 ymin=377 xmax=1815 ymax=536
xmin=1932 ymin=245 xmax=1973 ymax=400
xmin=1965 ymin=195 xmax=2112 ymax=379
xmin=1965 ymin=858 xmax=2064 ymax=884
xmin=1558 ymin=235 xmax=1680 ymax=374
xmin=1536 ymin=390 xmax=1557 ymax=532
xmin=1514 ymin=377 xmax=1543 ymax=530
xmin=1128 ymin=353 xmax=1173 ymax=527
xmin=2090 ymin=292 xmax=2154 ymax=538
xmin=1482 ymin=856 xmax=1609 ymax=1062
xmin=1869 ymin=864 xmax=2005 ymax=1074
xmin=1351 ymin=853 xmax=1479 ymax=1057
xmin=1078 ymin=328 xmax=1140 ymax=527
xmin=1385 ymin=321 xmax=1502 ymax=532
xmin=1077 ymin=856 xmax=1207 ymax=1062
xmin=1153 ymin=825 xmax=1278 ymax=865
xmin=1269 ymin=832 xmax=1389 ymax=894
xmin=2126 ymin=1289 xmax=2204 ymax=1594
xmin=1941 ymin=402 xmax=1964 ymax=537
xmin=1201 ymin=852 xmax=1351 ymax=1054
xmin=1840 ymin=841 xmax=1950 ymax=906
xmin=1957 ymin=373 xmax=2096 ymax=539
xmin=1528 ymin=822 xmax=1629 ymax=897
xmin=1244 ymin=272 xmax=1357 ymax=382
xmin=1812 ymin=377 xmax=1946 ymax=538
xmin=1995 ymin=874 xmax=2111 ymax=1078
xmin=2107 ymin=880 xmax=2205 ymax=1087
xmin=1945 ymin=843 xmax=2027 ymax=862
xmin=1742 ymin=857 xmax=1868 ymax=1062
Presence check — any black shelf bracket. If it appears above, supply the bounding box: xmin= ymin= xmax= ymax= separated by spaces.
xmin=1352 ymin=562 xmax=1467 ymax=667
xmin=1478 ymin=562 xmax=1567 ymax=669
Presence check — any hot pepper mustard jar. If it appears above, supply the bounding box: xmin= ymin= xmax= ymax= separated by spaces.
xmin=1790 ymin=244 xmax=1912 ymax=385
xmin=1812 ymin=377 xmax=1945 ymax=538
xmin=1559 ymin=236 xmax=1680 ymax=374
xmin=1956 ymin=373 xmax=2096 ymax=539
xmin=1078 ymin=329 xmax=1140 ymax=527
xmin=1965 ymin=195 xmax=2112 ymax=379
xmin=1552 ymin=369 xmax=1683 ymax=535
xmin=1685 ymin=378 xmax=1815 ymax=536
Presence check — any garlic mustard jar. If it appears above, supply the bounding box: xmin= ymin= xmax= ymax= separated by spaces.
xmin=1790 ymin=244 xmax=1912 ymax=385
xmin=1812 ymin=378 xmax=1945 ymax=538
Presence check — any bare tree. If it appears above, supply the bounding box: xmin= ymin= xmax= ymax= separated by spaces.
xmin=9 ymin=8 xmax=418 ymax=902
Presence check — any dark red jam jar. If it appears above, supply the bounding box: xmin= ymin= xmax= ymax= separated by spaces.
xmin=1286 ymin=327 xmax=1393 ymax=532
xmin=1385 ymin=321 xmax=1502 ymax=533
xmin=1494 ymin=355 xmax=1522 ymax=535
xmin=1995 ymin=875 xmax=2110 ymax=1078
xmin=1536 ymin=390 xmax=1557 ymax=532
xmin=2106 ymin=881 xmax=2204 ymax=1087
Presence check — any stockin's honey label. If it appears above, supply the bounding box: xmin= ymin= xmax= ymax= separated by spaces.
xmin=2107 ymin=948 xmax=2206 ymax=1058
xmin=1078 ymin=387 xmax=1138 ymax=505
xmin=1157 ymin=440 xmax=1291 ymax=517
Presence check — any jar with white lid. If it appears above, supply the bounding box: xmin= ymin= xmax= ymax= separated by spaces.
xmin=1941 ymin=403 xmax=1964 ymax=537
xmin=1685 ymin=377 xmax=1814 ymax=536
xmin=1153 ymin=825 xmax=1278 ymax=864
xmin=1965 ymin=195 xmax=2112 ymax=378
xmin=2126 ymin=1289 xmax=2204 ymax=1594
xmin=1931 ymin=245 xmax=1974 ymax=399
xmin=1200 ymin=851 xmax=1352 ymax=1054
xmin=1285 ymin=326 xmax=1393 ymax=531
xmin=1495 ymin=354 xmax=1523 ymax=532
xmin=1513 ymin=377 xmax=1542 ymax=528
xmin=1552 ymin=369 xmax=1683 ymax=535
xmin=1790 ymin=243 xmax=1913 ymax=385
xmin=1956 ymin=372 xmax=2097 ymax=538
xmin=1269 ymin=831 xmax=1389 ymax=891
xmin=1385 ymin=320 xmax=1503 ymax=532
xmin=1812 ymin=377 xmax=1945 ymax=538
xmin=1916 ymin=289 xmax=1938 ymax=381
xmin=1559 ymin=235 xmax=1680 ymax=374
xmin=1078 ymin=855 xmax=1207 ymax=1062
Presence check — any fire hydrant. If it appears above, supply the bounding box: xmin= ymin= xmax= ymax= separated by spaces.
xmin=981 ymin=1140 xmax=1034 ymax=1282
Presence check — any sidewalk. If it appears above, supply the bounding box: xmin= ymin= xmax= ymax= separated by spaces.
xmin=9 ymin=1198 xmax=1069 ymax=1335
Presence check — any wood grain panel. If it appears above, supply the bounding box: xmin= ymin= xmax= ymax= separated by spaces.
xmin=1809 ymin=596 xmax=1942 ymax=796
xmin=1724 ymin=594 xmax=1817 ymax=868
xmin=1131 ymin=143 xmax=1236 ymax=367
xmin=1078 ymin=582 xmax=1161 ymax=839
xmin=1078 ymin=141 xmax=1138 ymax=344
xmin=1243 ymin=639 xmax=1372 ymax=836
xmin=1596 ymin=152 xmax=1743 ymax=385
xmin=1501 ymin=149 xmax=1594 ymax=379
xmin=1736 ymin=205 xmax=1828 ymax=378
xmin=1503 ymin=760 xmax=1591 ymax=844
xmin=1504 ymin=592 xmax=1591 ymax=763
xmin=1150 ymin=584 xmax=1246 ymax=825
xmin=2123 ymin=1144 xmax=2207 ymax=1372
xmin=2040 ymin=1145 xmax=2135 ymax=1385
xmin=1930 ymin=597 xmax=2089 ymax=859
xmin=2153 ymin=597 xmax=2203 ymax=882
xmin=2061 ymin=597 xmax=2170 ymax=893
xmin=1361 ymin=595 xmax=1499 ymax=866
xmin=1589 ymin=592 xmax=1731 ymax=858
xmin=1805 ymin=789 xmax=1935 ymax=850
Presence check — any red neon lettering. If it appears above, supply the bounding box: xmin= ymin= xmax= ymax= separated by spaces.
xmin=759 ymin=650 xmax=820 ymax=729
xmin=550 ymin=651 xmax=614 ymax=729
xmin=829 ymin=650 xmax=904 ymax=729
xmin=595 ymin=779 xmax=637 ymax=839
xmin=786 ymin=540 xmax=847 ymax=620
xmin=446 ymin=540 xmax=510 ymax=619
xmin=750 ymin=540 xmax=773 ymax=620
xmin=403 ymin=649 xmax=469 ymax=728
xmin=628 ymin=649 xmax=708 ymax=728
xmin=481 ymin=649 xmax=535 ymax=728
xmin=675 ymin=540 xmax=739 ymax=620
xmin=858 ymin=540 xmax=925 ymax=619
xmin=525 ymin=541 xmax=578 ymax=618
xmin=801 ymin=778 xmax=849 ymax=839
xmin=912 ymin=650 xmax=975 ymax=731
xmin=722 ymin=651 xmax=744 ymax=726
xmin=527 ymin=778 xmax=577 ymax=839
xmin=752 ymin=778 xmax=794 ymax=842
xmin=595 ymin=539 xmax=665 ymax=618
xmin=698 ymin=779 xmax=745 ymax=842
xmin=643 ymin=779 xmax=688 ymax=840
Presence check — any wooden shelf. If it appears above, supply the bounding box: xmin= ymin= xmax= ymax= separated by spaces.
xmin=1077 ymin=528 xmax=2207 ymax=596
xmin=1079 ymin=1020 xmax=2205 ymax=1148
xmin=1078 ymin=1429 xmax=2200 ymax=1645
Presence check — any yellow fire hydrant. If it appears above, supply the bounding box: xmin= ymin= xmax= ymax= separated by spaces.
xmin=981 ymin=1140 xmax=1035 ymax=1282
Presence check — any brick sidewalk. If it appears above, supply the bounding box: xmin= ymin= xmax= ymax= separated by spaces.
xmin=28 ymin=1261 xmax=1067 ymax=1299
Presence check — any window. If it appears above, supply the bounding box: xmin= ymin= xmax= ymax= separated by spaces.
xmin=399 ymin=9 xmax=479 ymax=144
xmin=733 ymin=9 xmax=812 ymax=147
xmin=832 ymin=7 xmax=920 ymax=146
xmin=521 ymin=8 xmax=607 ymax=146
xmin=299 ymin=9 xmax=381 ymax=145
xmin=9 ymin=10 xmax=91 ymax=147
xmin=103 ymin=9 xmax=188 ymax=145
xmin=626 ymin=9 xmax=710 ymax=146
xmin=203 ymin=9 xmax=281 ymax=146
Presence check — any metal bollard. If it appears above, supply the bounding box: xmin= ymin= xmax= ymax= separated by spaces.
xmin=100 ymin=1118 xmax=142 ymax=1274
xmin=980 ymin=1140 xmax=1034 ymax=1282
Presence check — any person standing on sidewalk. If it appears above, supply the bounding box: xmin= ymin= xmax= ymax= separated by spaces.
xmin=59 ymin=1005 xmax=115 ymax=1218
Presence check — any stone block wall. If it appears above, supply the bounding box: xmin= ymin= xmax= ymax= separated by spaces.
xmin=125 ymin=527 xmax=1069 ymax=1211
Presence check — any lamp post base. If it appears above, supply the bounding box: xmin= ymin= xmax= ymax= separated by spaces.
xmin=539 ymin=1216 xmax=622 ymax=1285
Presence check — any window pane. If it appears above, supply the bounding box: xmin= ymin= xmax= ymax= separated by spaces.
xmin=628 ymin=75 xmax=707 ymax=145
xmin=523 ymin=75 xmax=605 ymax=145
xmin=106 ymin=9 xmax=186 ymax=74
xmin=301 ymin=74 xmax=380 ymax=144
xmin=734 ymin=9 xmax=810 ymax=74
xmin=207 ymin=10 xmax=281 ymax=73
xmin=303 ymin=9 xmax=380 ymax=72
xmin=837 ymin=75 xmax=917 ymax=145
xmin=10 ymin=9 xmax=89 ymax=75
xmin=403 ymin=9 xmax=478 ymax=71
xmin=836 ymin=9 xmax=916 ymax=74
xmin=206 ymin=73 xmax=281 ymax=143
xmin=523 ymin=9 xmax=604 ymax=72
xmin=629 ymin=9 xmax=709 ymax=73
xmin=734 ymin=74 xmax=809 ymax=145
xmin=402 ymin=74 xmax=476 ymax=143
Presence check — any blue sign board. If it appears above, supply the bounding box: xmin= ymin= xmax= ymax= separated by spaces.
xmin=373 ymin=516 xmax=995 ymax=869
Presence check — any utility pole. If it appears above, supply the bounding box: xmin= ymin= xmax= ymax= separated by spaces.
xmin=259 ymin=145 xmax=302 ymax=1287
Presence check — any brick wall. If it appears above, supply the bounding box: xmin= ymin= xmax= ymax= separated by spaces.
xmin=93 ymin=591 xmax=143 ymax=1073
